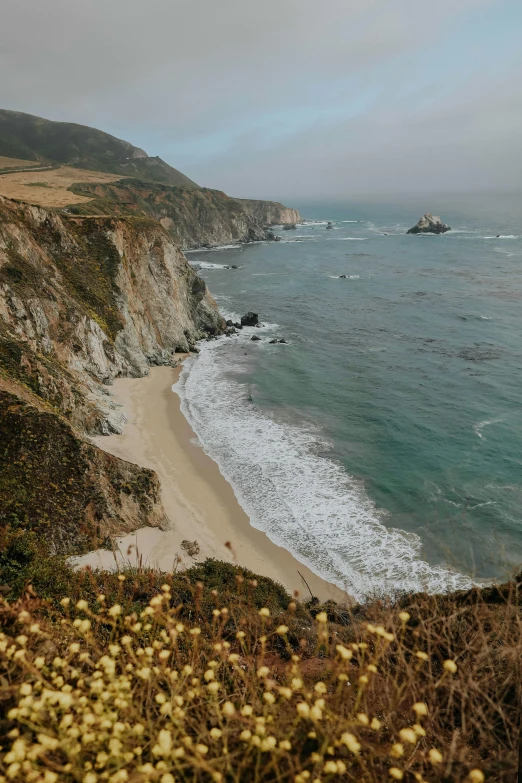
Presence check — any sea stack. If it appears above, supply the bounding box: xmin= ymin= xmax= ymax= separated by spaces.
xmin=407 ymin=213 xmax=451 ymax=234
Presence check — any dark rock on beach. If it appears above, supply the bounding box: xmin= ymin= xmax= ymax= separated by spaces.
xmin=407 ymin=213 xmax=451 ymax=234
xmin=241 ymin=311 xmax=259 ymax=327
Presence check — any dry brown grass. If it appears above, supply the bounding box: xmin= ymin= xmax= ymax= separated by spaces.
xmin=0 ymin=157 xmax=42 ymax=171
xmin=0 ymin=571 xmax=520 ymax=783
xmin=0 ymin=167 xmax=125 ymax=207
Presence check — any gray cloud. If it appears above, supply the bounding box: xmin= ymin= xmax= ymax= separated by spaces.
xmin=1 ymin=0 xmax=519 ymax=198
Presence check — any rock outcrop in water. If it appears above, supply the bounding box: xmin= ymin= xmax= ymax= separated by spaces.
xmin=407 ymin=213 xmax=451 ymax=234
xmin=241 ymin=312 xmax=259 ymax=327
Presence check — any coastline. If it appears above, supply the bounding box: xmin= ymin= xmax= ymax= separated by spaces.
xmin=76 ymin=365 xmax=351 ymax=604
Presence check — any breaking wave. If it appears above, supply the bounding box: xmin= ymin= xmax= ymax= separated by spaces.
xmin=174 ymin=337 xmax=474 ymax=601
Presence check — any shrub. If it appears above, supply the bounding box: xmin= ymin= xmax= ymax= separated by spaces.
xmin=0 ymin=569 xmax=520 ymax=782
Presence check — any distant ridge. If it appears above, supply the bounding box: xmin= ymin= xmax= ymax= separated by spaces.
xmin=0 ymin=108 xmax=198 ymax=189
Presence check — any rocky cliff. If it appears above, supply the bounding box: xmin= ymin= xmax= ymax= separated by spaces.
xmin=67 ymin=181 xmax=301 ymax=249
xmin=238 ymin=198 xmax=301 ymax=229
xmin=0 ymin=196 xmax=225 ymax=552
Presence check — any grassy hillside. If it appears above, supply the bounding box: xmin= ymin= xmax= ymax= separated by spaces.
xmin=0 ymin=109 xmax=198 ymax=188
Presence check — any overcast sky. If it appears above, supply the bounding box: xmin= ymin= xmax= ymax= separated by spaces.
xmin=1 ymin=0 xmax=521 ymax=199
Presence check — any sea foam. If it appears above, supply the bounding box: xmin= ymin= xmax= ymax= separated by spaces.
xmin=174 ymin=336 xmax=474 ymax=601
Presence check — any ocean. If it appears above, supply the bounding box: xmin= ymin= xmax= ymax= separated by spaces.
xmin=178 ymin=194 xmax=522 ymax=602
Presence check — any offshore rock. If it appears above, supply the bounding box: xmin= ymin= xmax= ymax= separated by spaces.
xmin=407 ymin=213 xmax=451 ymax=234
xmin=251 ymin=335 xmax=261 ymax=342
xmin=241 ymin=311 xmax=259 ymax=327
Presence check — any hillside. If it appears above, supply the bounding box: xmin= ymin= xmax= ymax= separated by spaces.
xmin=67 ymin=180 xmax=301 ymax=249
xmin=0 ymin=109 xmax=198 ymax=188
xmin=0 ymin=196 xmax=225 ymax=554
xmin=0 ymin=109 xmax=301 ymax=246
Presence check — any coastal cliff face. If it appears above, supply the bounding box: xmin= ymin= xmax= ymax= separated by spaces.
xmin=0 ymin=197 xmax=224 ymax=431
xmin=238 ymin=198 xmax=301 ymax=229
xmin=67 ymin=181 xmax=302 ymax=249
xmin=0 ymin=196 xmax=224 ymax=552
xmin=0 ymin=110 xmax=301 ymax=561
xmin=158 ymin=190 xmax=301 ymax=249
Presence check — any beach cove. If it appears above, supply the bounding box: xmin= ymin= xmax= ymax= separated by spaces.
xmin=72 ymin=365 xmax=350 ymax=605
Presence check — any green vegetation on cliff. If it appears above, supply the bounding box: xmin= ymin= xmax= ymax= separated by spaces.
xmin=0 ymin=391 xmax=164 ymax=555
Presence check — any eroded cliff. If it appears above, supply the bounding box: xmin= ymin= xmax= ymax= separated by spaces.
xmin=0 ymin=196 xmax=225 ymax=552
xmin=0 ymin=197 xmax=224 ymax=430
xmin=67 ymin=181 xmax=301 ymax=248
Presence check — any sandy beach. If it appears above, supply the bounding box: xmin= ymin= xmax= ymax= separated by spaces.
xmin=73 ymin=365 xmax=350 ymax=604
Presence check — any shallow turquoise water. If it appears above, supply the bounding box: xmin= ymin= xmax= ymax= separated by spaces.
xmin=185 ymin=194 xmax=522 ymax=595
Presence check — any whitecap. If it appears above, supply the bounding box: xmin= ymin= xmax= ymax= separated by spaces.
xmin=185 ymin=244 xmax=244 ymax=253
xmin=483 ymin=235 xmax=519 ymax=240
xmin=174 ymin=339 xmax=474 ymax=601
xmin=280 ymin=238 xmax=319 ymax=243
xmin=196 ymin=262 xmax=241 ymax=270
xmin=473 ymin=417 xmax=504 ymax=440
